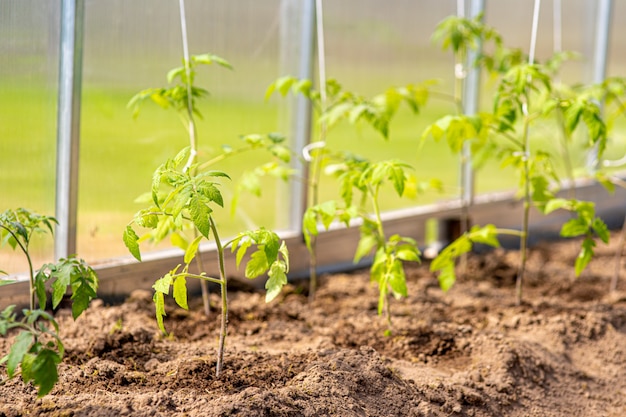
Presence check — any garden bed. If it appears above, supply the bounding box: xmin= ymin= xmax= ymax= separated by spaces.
xmin=2 ymin=233 xmax=626 ymax=416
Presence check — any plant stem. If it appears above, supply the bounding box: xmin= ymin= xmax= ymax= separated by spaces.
xmin=209 ymin=217 xmax=228 ymax=377
xmin=610 ymin=213 xmax=626 ymax=292
xmin=516 ymin=109 xmax=532 ymax=306
xmin=0 ymin=226 xmax=35 ymax=309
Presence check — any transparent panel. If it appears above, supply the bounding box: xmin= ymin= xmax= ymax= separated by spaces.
xmin=0 ymin=1 xmax=59 ymax=273
xmin=79 ymin=0 xmax=284 ymax=264
xmin=319 ymin=1 xmax=457 ymax=212
xmin=480 ymin=0 xmax=625 ymax=193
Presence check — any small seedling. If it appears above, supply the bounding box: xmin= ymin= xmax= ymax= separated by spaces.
xmin=125 ymin=54 xmax=290 ymax=376
xmin=267 ymin=77 xmax=442 ymax=327
xmin=0 ymin=208 xmax=99 ymax=396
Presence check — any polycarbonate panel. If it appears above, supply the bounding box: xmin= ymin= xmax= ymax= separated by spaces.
xmin=479 ymin=0 xmax=626 ymax=193
xmin=0 ymin=1 xmax=60 ymax=273
xmin=318 ymin=1 xmax=458 ymax=213
xmin=78 ymin=0 xmax=285 ymax=264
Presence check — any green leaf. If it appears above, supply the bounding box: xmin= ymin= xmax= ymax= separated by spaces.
xmin=153 ymin=272 xmax=173 ymax=294
xmin=50 ymin=263 xmax=71 ymax=310
xmin=560 ymin=218 xmax=588 ymax=238
xmin=592 ymin=218 xmax=610 ymax=244
xmin=438 ymin=263 xmax=457 ymax=292
xmin=235 ymin=238 xmax=252 ymax=268
xmin=173 ymin=276 xmax=188 ymax=310
xmin=31 ymin=348 xmax=61 ymax=397
xmin=395 ymin=245 xmax=421 ymax=262
xmin=265 ymin=261 xmax=288 ymax=303
xmin=575 ymin=237 xmax=595 ymax=277
xmin=387 ymin=259 xmax=408 ymax=298
xmin=123 ymin=226 xmax=142 ymax=261
xmin=192 ymin=53 xmax=233 ymax=70
xmin=354 ymin=234 xmax=377 ymax=263
xmin=34 ymin=269 xmax=48 ymax=309
xmin=468 ymin=224 xmax=500 ymax=247
xmin=184 ymin=235 xmax=203 ymax=264
xmin=544 ymin=198 xmax=571 ymax=214
xmin=153 ymin=291 xmax=167 ymax=334
xmin=245 ymin=250 xmax=269 ymax=279
xmin=7 ymin=331 xmax=33 ymax=378
xmin=189 ymin=196 xmax=211 ymax=238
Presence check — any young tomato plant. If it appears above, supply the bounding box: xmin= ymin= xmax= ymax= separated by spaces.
xmin=128 ymin=52 xmax=232 ymax=316
xmin=0 ymin=208 xmax=99 ymax=396
xmin=267 ymin=77 xmax=443 ymax=328
xmin=266 ymin=76 xmax=431 ymax=302
xmin=425 ymin=18 xmax=610 ymax=303
xmin=312 ymin=154 xmax=424 ymax=329
xmin=125 ymin=54 xmax=290 ymax=377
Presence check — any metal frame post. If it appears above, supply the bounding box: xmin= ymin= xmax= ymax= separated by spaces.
xmin=460 ymin=0 xmax=485 ymax=206
xmin=55 ymin=0 xmax=84 ymax=259
xmin=281 ymin=0 xmax=315 ymax=232
xmin=587 ymin=0 xmax=612 ymax=171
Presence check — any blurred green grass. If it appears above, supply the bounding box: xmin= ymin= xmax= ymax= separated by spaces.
xmin=3 ymin=79 xmax=626 ymax=266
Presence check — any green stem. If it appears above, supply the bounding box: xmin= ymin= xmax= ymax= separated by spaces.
xmin=0 ymin=226 xmax=35 ymax=309
xmin=175 ymin=272 xmax=222 ymax=286
xmin=209 ymin=217 xmax=228 ymax=377
xmin=307 ymin=143 xmax=326 ymax=303
xmin=516 ymin=107 xmax=532 ymax=306
xmin=610 ymin=212 xmax=626 ymax=292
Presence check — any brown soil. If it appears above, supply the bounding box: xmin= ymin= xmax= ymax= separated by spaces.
xmin=3 ymin=235 xmax=626 ymax=416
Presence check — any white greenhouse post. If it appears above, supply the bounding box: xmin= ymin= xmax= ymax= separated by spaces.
xmin=282 ymin=0 xmax=316 ymax=232
xmin=587 ymin=0 xmax=612 ymax=171
xmin=55 ymin=0 xmax=84 ymax=260
xmin=460 ymin=0 xmax=485 ymax=206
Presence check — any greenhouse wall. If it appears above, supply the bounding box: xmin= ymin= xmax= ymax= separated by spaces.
xmin=1 ymin=0 xmax=625 ymax=286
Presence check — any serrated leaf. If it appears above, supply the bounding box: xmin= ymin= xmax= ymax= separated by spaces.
xmin=438 ymin=263 xmax=457 ymax=292
xmin=396 ymin=245 xmax=421 ymax=262
xmin=153 ymin=291 xmax=167 ymax=334
xmin=265 ymin=261 xmax=288 ymax=302
xmin=50 ymin=263 xmax=71 ymax=310
xmin=575 ymin=237 xmax=595 ymax=277
xmin=123 ymin=226 xmax=141 ymax=261
xmin=189 ymin=196 xmax=211 ymax=238
xmin=354 ymin=234 xmax=377 ymax=264
xmin=153 ymin=272 xmax=173 ymax=294
xmin=592 ymin=218 xmax=610 ymax=243
xmin=7 ymin=331 xmax=32 ymax=378
xmin=245 ymin=250 xmax=269 ymax=279
xmin=31 ymin=348 xmax=61 ymax=397
xmin=34 ymin=269 xmax=48 ymax=309
xmin=560 ymin=218 xmax=588 ymax=238
xmin=173 ymin=276 xmax=188 ymax=310
xmin=544 ymin=198 xmax=571 ymax=214
xmin=235 ymin=238 xmax=252 ymax=268
xmin=387 ymin=260 xmax=408 ymax=298
xmin=468 ymin=224 xmax=500 ymax=247
xmin=184 ymin=235 xmax=203 ymax=264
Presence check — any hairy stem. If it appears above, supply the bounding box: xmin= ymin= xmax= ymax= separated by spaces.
xmin=516 ymin=107 xmax=532 ymax=306
xmin=210 ymin=217 xmax=228 ymax=377
xmin=0 ymin=226 xmax=35 ymax=309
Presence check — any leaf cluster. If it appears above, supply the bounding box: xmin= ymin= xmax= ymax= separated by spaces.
xmin=127 ymin=53 xmax=232 ymax=119
xmin=1 ymin=208 xmax=98 ymax=397
xmin=266 ymin=76 xmax=432 ymax=139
